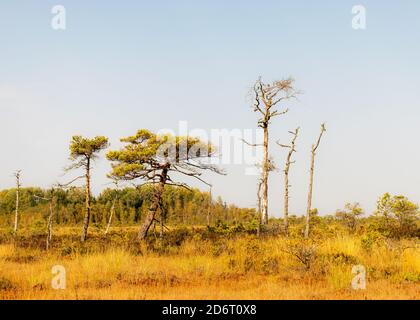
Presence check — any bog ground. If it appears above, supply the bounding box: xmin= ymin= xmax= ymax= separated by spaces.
xmin=0 ymin=227 xmax=418 ymax=300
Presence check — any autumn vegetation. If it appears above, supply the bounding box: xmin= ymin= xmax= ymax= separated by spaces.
xmin=0 ymin=78 xmax=418 ymax=300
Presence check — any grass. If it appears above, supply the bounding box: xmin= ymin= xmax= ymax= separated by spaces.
xmin=0 ymin=228 xmax=418 ymax=300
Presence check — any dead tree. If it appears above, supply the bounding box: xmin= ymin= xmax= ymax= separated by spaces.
xmin=105 ymin=197 xmax=116 ymax=235
xmin=105 ymin=181 xmax=119 ymax=235
xmin=13 ymin=170 xmax=22 ymax=234
xmin=46 ymin=200 xmax=54 ymax=250
xmin=277 ymin=127 xmax=300 ymax=237
xmin=245 ymin=77 xmax=300 ymax=226
xmin=207 ymin=185 xmax=212 ymax=227
xmin=256 ymin=178 xmax=263 ymax=236
xmin=34 ymin=191 xmax=55 ymax=250
xmin=304 ymin=123 xmax=326 ymax=239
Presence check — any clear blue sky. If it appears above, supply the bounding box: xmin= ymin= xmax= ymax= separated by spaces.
xmin=1 ymin=1 xmax=420 ymax=216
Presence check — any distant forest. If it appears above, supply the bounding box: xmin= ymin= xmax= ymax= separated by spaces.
xmin=0 ymin=186 xmax=255 ymax=229
xmin=1 ymin=186 xmax=419 ymax=241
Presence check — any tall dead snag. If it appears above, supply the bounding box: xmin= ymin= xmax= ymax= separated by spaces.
xmin=105 ymin=181 xmax=119 ymax=235
xmin=207 ymin=185 xmax=212 ymax=227
xmin=304 ymin=123 xmax=326 ymax=239
xmin=13 ymin=170 xmax=22 ymax=234
xmin=64 ymin=136 xmax=109 ymax=242
xmin=105 ymin=197 xmax=117 ymax=234
xmin=107 ymin=129 xmax=222 ymax=241
xmin=246 ymin=77 xmax=300 ymax=226
xmin=34 ymin=192 xmax=55 ymax=250
xmin=46 ymin=199 xmax=54 ymax=250
xmin=277 ymin=127 xmax=300 ymax=237
xmin=105 ymin=197 xmax=116 ymax=235
xmin=256 ymin=178 xmax=263 ymax=236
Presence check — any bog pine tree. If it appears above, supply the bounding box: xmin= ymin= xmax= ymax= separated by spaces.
xmin=64 ymin=135 xmax=109 ymax=242
xmin=107 ymin=129 xmax=222 ymax=240
xmin=245 ymin=77 xmax=300 ymax=227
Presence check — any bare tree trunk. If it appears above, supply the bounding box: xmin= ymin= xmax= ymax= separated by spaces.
xmin=13 ymin=171 xmax=21 ymax=234
xmin=138 ymin=169 xmax=168 ymax=241
xmin=247 ymin=78 xmax=299 ymax=228
xmin=279 ymin=128 xmax=299 ymax=237
xmin=158 ymin=197 xmax=166 ymax=240
xmin=284 ymin=168 xmax=290 ymax=236
xmin=46 ymin=201 xmax=54 ymax=250
xmin=261 ymin=127 xmax=269 ymax=225
xmin=159 ymin=213 xmax=164 ymax=239
xmin=105 ymin=197 xmax=116 ymax=235
xmin=207 ymin=186 xmax=212 ymax=227
xmin=304 ymin=124 xmax=326 ymax=239
xmin=81 ymin=158 xmax=91 ymax=242
xmin=283 ymin=151 xmax=293 ymax=237
xmin=256 ymin=179 xmax=263 ymax=236
xmin=304 ymin=153 xmax=315 ymax=239
xmin=14 ymin=185 xmax=20 ymax=233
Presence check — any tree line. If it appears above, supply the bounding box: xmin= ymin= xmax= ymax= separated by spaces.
xmin=4 ymin=77 xmax=418 ymax=246
xmin=0 ymin=186 xmax=255 ymax=229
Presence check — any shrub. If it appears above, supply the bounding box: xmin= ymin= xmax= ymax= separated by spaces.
xmin=361 ymin=230 xmax=384 ymax=252
xmin=0 ymin=277 xmax=16 ymax=291
xmin=403 ymin=271 xmax=420 ymax=282
xmin=262 ymin=257 xmax=279 ymax=274
xmin=282 ymin=240 xmax=317 ymax=271
xmin=320 ymin=252 xmax=359 ymax=266
xmin=212 ymin=240 xmax=229 ymax=257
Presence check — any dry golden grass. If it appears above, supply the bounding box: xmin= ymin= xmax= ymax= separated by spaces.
xmin=0 ymin=231 xmax=418 ymax=300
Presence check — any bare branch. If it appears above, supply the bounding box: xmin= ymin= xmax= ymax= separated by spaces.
xmin=33 ymin=194 xmax=52 ymax=202
xmin=165 ymin=181 xmax=193 ymax=191
xmin=272 ymin=92 xmax=300 ymax=106
xmin=277 ymin=143 xmax=291 ymax=149
xmin=270 ymin=108 xmax=289 ymax=118
xmin=57 ymin=175 xmax=85 ymax=188
xmin=241 ymin=138 xmax=263 ymax=147
xmin=312 ymin=123 xmax=326 ymax=153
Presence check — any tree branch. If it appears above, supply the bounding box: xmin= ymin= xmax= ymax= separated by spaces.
xmin=312 ymin=123 xmax=326 ymax=153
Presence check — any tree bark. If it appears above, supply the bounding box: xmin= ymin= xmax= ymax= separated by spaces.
xmin=304 ymin=152 xmax=315 ymax=239
xmin=14 ymin=185 xmax=19 ymax=233
xmin=13 ymin=171 xmax=21 ymax=234
xmin=261 ymin=126 xmax=269 ymax=225
xmin=207 ymin=187 xmax=212 ymax=227
xmin=305 ymin=124 xmax=325 ymax=239
xmin=159 ymin=197 xmax=165 ymax=240
xmin=284 ymin=166 xmax=290 ymax=237
xmin=280 ymin=127 xmax=299 ymax=237
xmin=138 ymin=168 xmax=168 ymax=241
xmin=105 ymin=197 xmax=116 ymax=235
xmin=46 ymin=201 xmax=54 ymax=250
xmin=256 ymin=180 xmax=263 ymax=236
xmin=81 ymin=157 xmax=91 ymax=242
xmin=159 ymin=213 xmax=164 ymax=239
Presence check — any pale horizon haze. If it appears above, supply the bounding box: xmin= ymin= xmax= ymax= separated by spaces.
xmin=1 ymin=1 xmax=420 ymax=217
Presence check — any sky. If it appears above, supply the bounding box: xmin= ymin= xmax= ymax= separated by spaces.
xmin=1 ymin=0 xmax=420 ymax=217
